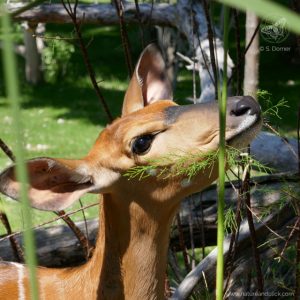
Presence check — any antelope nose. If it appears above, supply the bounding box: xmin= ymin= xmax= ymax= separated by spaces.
xmin=231 ymin=96 xmax=260 ymax=116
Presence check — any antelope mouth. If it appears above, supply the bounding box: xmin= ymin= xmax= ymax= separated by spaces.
xmin=226 ymin=112 xmax=262 ymax=148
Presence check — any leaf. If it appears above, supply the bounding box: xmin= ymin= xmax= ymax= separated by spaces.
xmin=216 ymin=0 xmax=300 ymax=35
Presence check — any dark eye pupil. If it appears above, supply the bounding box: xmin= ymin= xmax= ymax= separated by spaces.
xmin=132 ymin=135 xmax=153 ymax=155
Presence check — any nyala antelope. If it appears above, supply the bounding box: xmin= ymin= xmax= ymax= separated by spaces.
xmin=0 ymin=44 xmax=262 ymax=299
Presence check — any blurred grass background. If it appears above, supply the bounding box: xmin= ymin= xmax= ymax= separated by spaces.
xmin=0 ymin=15 xmax=299 ymax=234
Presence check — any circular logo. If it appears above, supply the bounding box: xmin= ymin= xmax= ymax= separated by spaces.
xmin=260 ymin=15 xmax=289 ymax=44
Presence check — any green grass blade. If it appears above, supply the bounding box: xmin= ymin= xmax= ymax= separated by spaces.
xmin=1 ymin=8 xmax=39 ymax=300
xmin=216 ymin=0 xmax=300 ymax=35
xmin=216 ymin=5 xmax=230 ymax=300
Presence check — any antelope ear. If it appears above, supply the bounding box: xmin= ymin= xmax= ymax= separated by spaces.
xmin=122 ymin=44 xmax=173 ymax=116
xmin=0 ymin=158 xmax=95 ymax=211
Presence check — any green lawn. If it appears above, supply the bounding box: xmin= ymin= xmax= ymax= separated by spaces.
xmin=0 ymin=24 xmax=137 ymax=233
xmin=0 ymin=20 xmax=299 ymax=234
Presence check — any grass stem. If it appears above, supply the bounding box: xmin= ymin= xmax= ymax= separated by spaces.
xmin=216 ymin=5 xmax=230 ymax=300
xmin=1 ymin=8 xmax=39 ymax=300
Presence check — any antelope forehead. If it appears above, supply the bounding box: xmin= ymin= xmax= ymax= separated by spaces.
xmin=163 ymin=102 xmax=217 ymax=125
xmin=164 ymin=105 xmax=192 ymax=125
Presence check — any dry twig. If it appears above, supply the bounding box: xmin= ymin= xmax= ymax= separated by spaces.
xmin=61 ymin=0 xmax=113 ymax=122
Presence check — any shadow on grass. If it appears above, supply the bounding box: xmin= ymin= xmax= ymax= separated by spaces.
xmin=21 ymin=82 xmax=125 ymax=126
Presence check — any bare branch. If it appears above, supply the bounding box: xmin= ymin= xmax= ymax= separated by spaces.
xmin=61 ymin=0 xmax=113 ymax=122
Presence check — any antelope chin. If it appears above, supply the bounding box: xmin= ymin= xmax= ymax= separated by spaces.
xmin=226 ymin=113 xmax=263 ymax=149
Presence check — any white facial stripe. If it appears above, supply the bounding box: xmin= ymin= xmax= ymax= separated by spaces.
xmin=230 ymin=114 xmax=257 ymax=138
xmin=10 ymin=262 xmax=25 ymax=300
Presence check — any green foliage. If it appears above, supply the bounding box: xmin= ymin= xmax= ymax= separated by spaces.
xmin=224 ymin=206 xmax=238 ymax=234
xmin=42 ymin=39 xmax=75 ymax=83
xmin=124 ymin=146 xmax=273 ymax=181
xmin=258 ymin=184 xmax=294 ymax=219
xmin=216 ymin=0 xmax=300 ymax=34
xmin=257 ymin=90 xmax=289 ymax=120
xmin=124 ymin=150 xmax=219 ymax=181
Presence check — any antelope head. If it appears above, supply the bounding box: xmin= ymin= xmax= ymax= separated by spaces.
xmin=0 ymin=44 xmax=262 ymax=213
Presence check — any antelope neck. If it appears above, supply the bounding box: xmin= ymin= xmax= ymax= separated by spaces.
xmin=86 ymin=192 xmax=176 ymax=300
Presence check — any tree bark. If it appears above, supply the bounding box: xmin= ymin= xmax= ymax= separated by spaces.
xmin=23 ymin=22 xmax=43 ymax=84
xmin=10 ymin=3 xmax=177 ymax=26
xmin=243 ymin=11 xmax=259 ymax=97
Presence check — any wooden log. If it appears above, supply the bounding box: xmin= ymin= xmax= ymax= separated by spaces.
xmin=171 ymin=203 xmax=297 ymax=299
xmin=10 ymin=3 xmax=177 ymax=26
xmin=9 ymin=1 xmax=233 ymax=104
xmin=0 ymin=219 xmax=98 ymax=267
xmin=171 ymin=173 xmax=299 ymax=249
xmin=0 ymin=173 xmax=298 ymax=267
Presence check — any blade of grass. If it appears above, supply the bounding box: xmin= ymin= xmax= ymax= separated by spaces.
xmin=216 ymin=0 xmax=300 ymax=35
xmin=1 ymin=8 xmax=39 ymax=300
xmin=216 ymin=5 xmax=230 ymax=300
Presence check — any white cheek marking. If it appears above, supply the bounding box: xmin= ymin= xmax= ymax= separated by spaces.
xmin=10 ymin=262 xmax=25 ymax=300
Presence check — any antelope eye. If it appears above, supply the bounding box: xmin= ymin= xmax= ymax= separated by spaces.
xmin=132 ymin=134 xmax=154 ymax=155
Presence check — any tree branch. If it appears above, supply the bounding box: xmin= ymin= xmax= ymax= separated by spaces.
xmin=9 ymin=3 xmax=177 ymax=26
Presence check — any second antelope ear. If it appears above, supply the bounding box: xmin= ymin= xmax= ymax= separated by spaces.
xmin=122 ymin=44 xmax=173 ymax=116
xmin=0 ymin=158 xmax=94 ymax=211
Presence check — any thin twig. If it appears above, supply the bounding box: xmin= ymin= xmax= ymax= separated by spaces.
xmin=176 ymin=213 xmax=190 ymax=273
xmin=244 ymin=21 xmax=261 ymax=55
xmin=263 ymin=123 xmax=298 ymax=159
xmin=164 ymin=272 xmax=171 ymax=298
xmin=168 ymin=248 xmax=184 ymax=282
xmin=79 ymin=199 xmax=90 ymax=257
xmin=202 ymin=0 xmax=218 ymax=98
xmin=247 ymin=205 xmax=286 ymax=242
xmin=0 ymin=208 xmax=24 ymax=262
xmin=0 ymin=138 xmax=15 ymax=162
xmin=280 ymin=218 xmax=300 ymax=258
xmin=243 ymin=148 xmax=264 ymax=299
xmin=0 ymin=139 xmax=24 ymax=262
xmin=228 ymin=22 xmax=260 ymax=87
xmin=191 ymin=7 xmax=197 ymax=103
xmin=189 ymin=6 xmax=216 ymax=93
xmin=188 ymin=198 xmax=195 ymax=268
xmin=61 ymin=0 xmax=113 ymax=122
xmin=134 ymin=0 xmax=145 ymax=48
xmin=198 ymin=193 xmax=206 ymax=259
xmin=0 ymin=202 xmax=99 ymax=242
xmin=54 ymin=210 xmax=92 ymax=260
xmin=233 ymin=9 xmax=242 ymax=95
xmin=32 ymin=34 xmax=78 ymax=41
xmin=223 ymin=190 xmax=243 ymax=294
xmin=114 ymin=0 xmax=133 ymax=78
